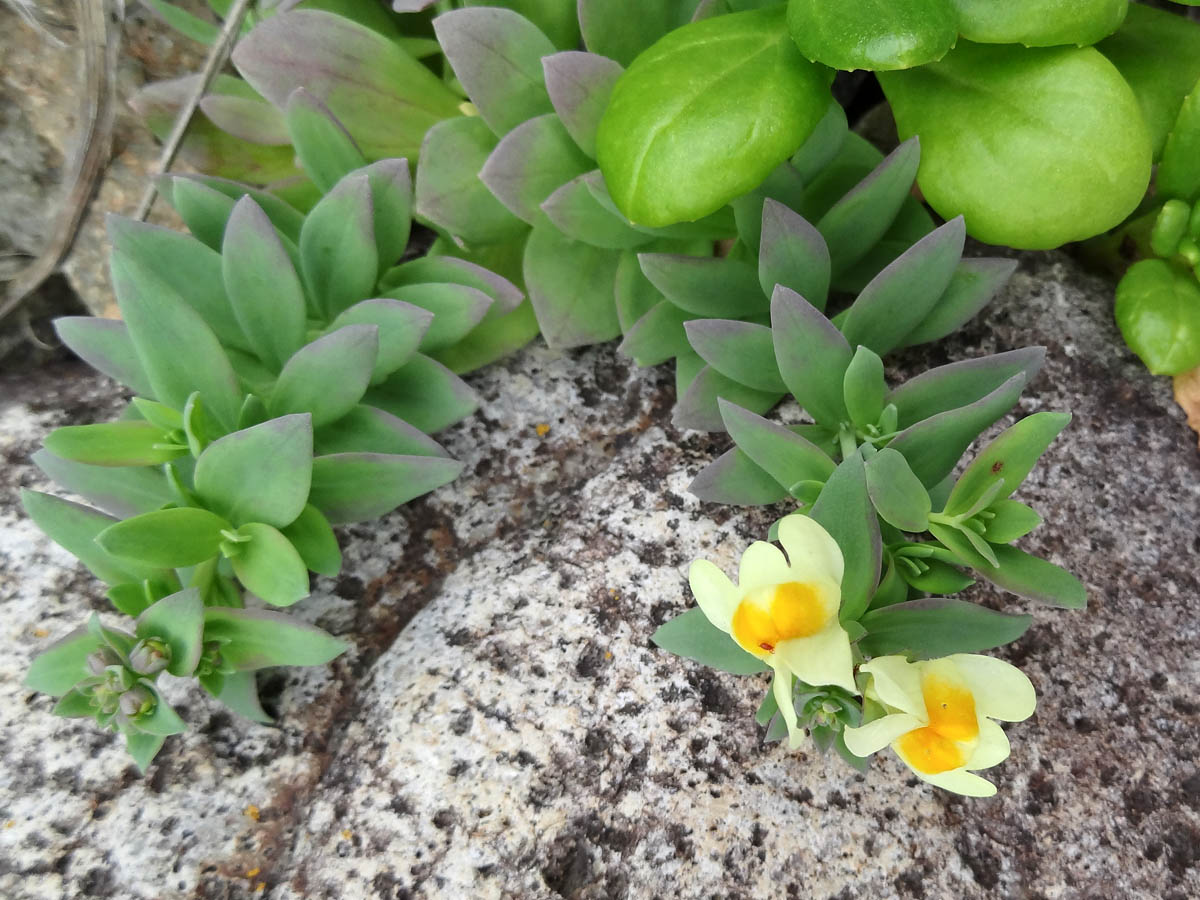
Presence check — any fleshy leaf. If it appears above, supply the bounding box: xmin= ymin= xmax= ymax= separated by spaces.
xmin=54 ymin=317 xmax=154 ymax=397
xmin=135 ymin=588 xmax=205 ymax=677
xmin=541 ymin=172 xmax=653 ymax=250
xmin=126 ymin=732 xmax=167 ymax=773
xmin=864 ymin=448 xmax=931 ymax=532
xmin=953 ymin=0 xmax=1128 ymax=47
xmin=757 ymin=199 xmax=831 ymax=307
xmin=365 ymin=355 xmax=478 ymax=433
xmin=480 ymin=114 xmax=593 ymax=225
xmin=270 ymin=326 xmax=378 ymax=427
xmin=96 ymin=507 xmax=231 ymax=568
xmin=639 ymin=253 xmax=762 ymax=318
xmin=543 ymin=51 xmax=623 ymax=158
xmin=382 ymin=255 xmax=523 ymax=315
xmin=33 ymin=450 xmax=170 ymax=519
xmin=1115 ymin=259 xmax=1200 ymax=376
xmin=578 ymin=0 xmax=700 ymax=67
xmin=684 ymin=319 xmax=785 ymax=393
xmin=523 ymin=226 xmax=622 ymax=348
xmin=43 ymin=422 xmax=184 ymax=468
xmin=652 ymin=608 xmax=769 ymax=675
xmin=930 ymin=524 xmax=1087 ymax=608
xmin=809 ymin=454 xmax=882 ymax=623
xmin=719 ymin=399 xmax=835 ymax=488
xmin=899 ymin=258 xmax=1016 ymax=348
xmin=382 ymin=284 xmax=493 ymax=353
xmin=328 ymin=299 xmax=432 ymax=380
xmin=315 ymin=405 xmax=450 ymax=458
xmin=363 ymin=159 xmax=414 ymax=274
xmin=299 ymin=173 xmax=377 ymax=318
xmin=203 ymin=606 xmax=348 ymax=670
xmin=284 ymin=87 xmax=366 ymax=194
xmin=787 ymin=0 xmax=958 ymax=71
xmin=858 ymin=599 xmax=1032 ymax=659
xmin=888 ymin=348 xmax=1044 ymax=429
xmin=620 ymin=302 xmax=692 ymax=367
xmin=280 ymin=503 xmax=342 ymax=577
xmin=673 ymin=366 xmax=783 ymax=432
xmin=841 ymin=346 xmax=886 ymax=429
xmin=308 ymin=453 xmax=464 ymax=523
xmin=228 ymin=522 xmax=311 ymax=607
xmin=24 ymin=627 xmax=100 ymax=696
xmin=771 ymin=285 xmax=853 ymax=427
xmin=689 ymin=447 xmax=790 ymax=505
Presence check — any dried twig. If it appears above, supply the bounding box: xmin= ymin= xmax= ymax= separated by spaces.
xmin=132 ymin=0 xmax=254 ymax=221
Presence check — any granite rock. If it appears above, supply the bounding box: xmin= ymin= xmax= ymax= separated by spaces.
xmin=1 ymin=250 xmax=1198 ymax=899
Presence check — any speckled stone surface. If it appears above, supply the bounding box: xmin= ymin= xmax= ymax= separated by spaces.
xmin=1 ymin=251 xmax=1198 ymax=899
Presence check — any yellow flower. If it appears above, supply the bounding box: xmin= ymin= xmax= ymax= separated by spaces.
xmin=842 ymin=654 xmax=1036 ymax=797
xmin=688 ymin=515 xmax=857 ymax=748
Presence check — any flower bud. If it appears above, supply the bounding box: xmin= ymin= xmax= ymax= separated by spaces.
xmin=118 ymin=687 xmax=156 ymax=719
xmin=85 ymin=648 xmax=121 ymax=676
xmin=128 ymin=638 xmax=171 ymax=675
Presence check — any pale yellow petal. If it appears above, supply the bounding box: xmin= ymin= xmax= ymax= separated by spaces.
xmin=912 ymin=766 xmax=998 ymax=798
xmin=950 ymin=654 xmax=1037 ymax=722
xmin=860 ymin=655 xmax=924 ymax=717
xmin=688 ymin=559 xmax=739 ymax=633
xmin=771 ymin=666 xmax=803 ymax=749
xmin=775 ymin=622 xmax=857 ymax=693
xmin=966 ymin=717 xmax=1011 ymax=771
xmin=738 ymin=540 xmax=792 ymax=592
xmin=777 ymin=514 xmax=844 ymax=584
xmin=842 ymin=713 xmax=924 ymax=758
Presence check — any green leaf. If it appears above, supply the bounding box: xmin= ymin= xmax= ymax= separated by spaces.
xmin=816 ymin=138 xmax=921 ymax=274
xmin=684 ymin=319 xmax=786 ymax=393
xmin=787 ymin=0 xmax=958 ymax=71
xmin=232 ymin=10 xmax=462 ymax=160
xmin=888 ymin=348 xmax=1044 ymax=429
xmin=898 ymin=258 xmax=1017 ymax=348
xmin=541 ymin=172 xmax=653 ymax=250
xmin=54 ymin=317 xmax=155 ymax=397
xmin=434 ymin=7 xmax=555 ymax=136
xmin=810 ymin=454 xmax=881 ymax=623
xmin=363 ymin=159 xmax=414 ymax=274
xmin=32 ymin=449 xmax=170 ymax=519
xmin=719 ymin=399 xmax=835 ymax=488
xmin=620 ymin=301 xmax=692 ymax=367
xmin=858 ymin=599 xmax=1032 ymax=659
xmin=689 ymin=447 xmax=791 ymax=505
xmin=1154 ymin=79 xmax=1200 ymax=201
xmin=674 ymin=366 xmax=783 ymax=432
xmin=193 ymin=414 xmax=313 ymax=528
xmin=110 ymin=252 xmax=243 ymax=431
xmin=839 ymin=217 xmax=965 ymax=355
xmin=143 ymin=0 xmax=219 ymax=43
xmin=543 ymin=51 xmax=623 ymax=158
xmin=222 ymin=196 xmax=307 ymax=370
xmin=789 ymin=98 xmax=850 ymax=183
xmin=596 ymin=6 xmax=833 ymax=227
xmin=382 ymin=255 xmax=523 ymax=315
xmin=284 ymin=87 xmax=366 ymax=194
xmin=43 ymin=422 xmax=182 ymax=468
xmin=53 ymin=686 xmax=98 ymax=718
xmin=365 ymin=355 xmax=478 ymax=433
xmin=1115 ymin=259 xmax=1200 ymax=376
xmin=382 ymin=283 xmax=493 ymax=353
xmin=945 ymin=412 xmax=1071 ymax=516
xmin=930 ymin=523 xmax=1087 ymax=608
xmin=203 ymin=606 xmax=348 ymax=670
xmin=106 ymin=217 xmax=248 ymax=354
xmin=757 ymin=199 xmax=831 ymax=307
xmin=430 ymin=299 xmax=542 ymax=375
xmin=414 ymin=117 xmax=529 ymax=245
xmin=315 ymin=405 xmax=450 ymax=458
xmin=209 ymin=671 xmax=273 ymax=724
xmin=578 ymin=0 xmax=700 ymax=67
xmin=199 ymin=91 xmax=290 ymax=146
xmin=879 ymin=42 xmax=1151 ymax=248
xmin=1097 ymin=4 xmax=1200 ymax=159
xmin=169 ymin=174 xmax=306 ymax=242
xmin=135 ymin=588 xmax=205 ymax=677
xmin=299 ymin=173 xmax=377 ymax=318
xmin=952 ymin=0 xmax=1127 ymax=47
xmin=125 ymin=732 xmax=167 ymax=773
xmin=309 ymin=453 xmax=464 ymax=523
xmin=841 ymin=346 xmax=886 ymax=429
xmin=328 ymin=298 xmax=431 ymax=381
xmin=228 ymin=522 xmax=310 ymax=607
xmin=651 ymin=608 xmax=770 ymax=675
xmin=984 ymin=500 xmax=1042 ymax=544
xmin=864 ymin=448 xmax=931 ymax=532
xmin=131 ymin=682 xmax=188 ymax=736
xmin=523 ymin=226 xmax=622 ymax=348
xmin=899 ymin=557 xmax=976 ymax=595
xmin=21 ymin=491 xmax=165 ymax=586
xmin=639 ymin=253 xmax=762 ymax=318
xmin=24 ymin=627 xmax=99 ymax=696
xmin=270 ymin=326 xmax=378 ymax=427
xmin=96 ymin=507 xmax=231 ymax=568
xmin=480 ymin=114 xmax=593 ymax=225
xmin=169 ymin=177 xmax=236 ymax=250
xmin=771 ymin=285 xmax=853 ymax=427
xmin=280 ymin=503 xmax=342 ymax=577
xmin=889 ymin=373 xmax=1028 ymax=487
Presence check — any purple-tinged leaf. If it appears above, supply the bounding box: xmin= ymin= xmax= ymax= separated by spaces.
xmin=840 ymin=216 xmax=966 ymax=355
xmin=284 ymin=88 xmax=367 ymax=193
xmin=414 ymin=117 xmax=529 ymax=245
xmin=615 ymin=249 xmax=663 ymax=332
xmin=433 ymin=7 xmax=555 ymax=136
xmin=169 ymin=178 xmax=236 ymax=250
xmin=166 ymin=173 xmax=305 ymax=241
xmin=363 ymin=159 xmax=413 ymax=274
xmin=309 ymin=452 xmax=464 ymax=523
xmin=864 ymin=448 xmax=931 ymax=533
xmin=32 ymin=450 xmax=170 ymax=519
xmin=684 ymin=319 xmax=785 ymax=393
xmin=315 ymin=405 xmax=450 ymax=458
xmin=299 ymin=173 xmax=377 ymax=318
xmin=194 ymin=414 xmax=313 ymax=528
xmin=810 ymin=454 xmax=881 ymax=623
xmin=480 ymin=114 xmax=593 ymax=225
xmin=429 ymin=299 xmax=541 ymax=374
xmin=758 ymin=199 xmax=831 ymax=310
xmin=233 ymin=11 xmax=461 ymax=160
xmin=543 ymin=51 xmax=623 ymax=158
xmin=229 ymin=522 xmax=310 ymax=607
xmin=54 ymin=317 xmax=154 ymax=397
xmin=619 ymin=301 xmax=692 ymax=367
xmin=542 ymin=172 xmax=653 ymax=249
xmin=789 ymin=99 xmax=850 ymax=183
xmin=858 ymin=598 xmax=1032 ymax=659
xmin=887 ymin=347 xmax=1044 ymax=428
xmin=889 ymin=372 xmax=1029 ymax=487
xmin=280 ymin=504 xmax=341 ymax=577
xmin=719 ymin=399 xmax=835 ymax=489
xmin=223 ymin=197 xmax=307 ymax=370
xmin=639 ymin=253 xmax=763 ymax=318
xmin=135 ymin=588 xmax=205 ymax=678
xmin=523 ymin=225 xmax=622 ymax=348
xmin=203 ymin=606 xmax=347 ymax=670
xmin=900 ymin=257 xmax=1017 ymax=349
xmin=382 ymin=255 xmax=523 ymax=315
xmin=673 ymin=364 xmax=782 ymax=432
xmin=770 ymin=285 xmax=853 ymax=427
xmin=270 ymin=325 xmax=378 ymax=427
xmin=817 ymin=137 xmax=921 ymax=275
xmin=366 ymin=354 xmax=478 ymax=433
xmin=930 ymin=525 xmax=1086 ymax=609
xmin=382 ymin=283 xmax=493 ymax=352
xmin=689 ymin=446 xmax=790 ymax=505
xmin=733 ymin=163 xmax=808 ymax=251
xmin=110 ymin=251 xmax=242 ymax=431
xmin=199 ymin=93 xmax=291 ymax=146
xmin=328 ymin=299 xmax=432 ymax=380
